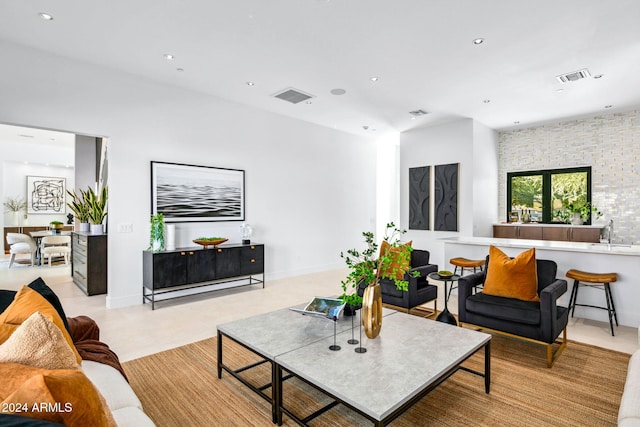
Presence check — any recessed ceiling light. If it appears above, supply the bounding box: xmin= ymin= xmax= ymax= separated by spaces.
xmin=605 ymin=105 xmax=613 ymax=108
xmin=38 ymin=13 xmax=54 ymax=21
xmin=246 ymin=81 xmax=255 ymax=86
xmin=305 ymin=101 xmax=313 ymax=104
xmin=483 ymin=99 xmax=491 ymax=103
xmin=176 ymin=68 xmax=184 ymax=72
xmin=370 ymin=77 xmax=379 ymax=82
xmin=330 ymin=88 xmax=346 ymax=95
xmin=514 ymin=121 xmax=520 ymax=124
xmin=594 ymin=74 xmax=604 ymax=79
xmin=163 ymin=54 xmax=175 ymax=60
xmin=473 ymin=38 xmax=484 ymax=45
xmin=556 ymin=88 xmax=565 ymax=92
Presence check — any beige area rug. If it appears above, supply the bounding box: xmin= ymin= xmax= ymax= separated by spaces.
xmin=122 ymin=332 xmax=630 ymax=427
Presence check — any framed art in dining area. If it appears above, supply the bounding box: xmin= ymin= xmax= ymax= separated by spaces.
xmin=151 ymin=161 xmax=245 ymax=223
xmin=27 ymin=176 xmax=66 ymax=214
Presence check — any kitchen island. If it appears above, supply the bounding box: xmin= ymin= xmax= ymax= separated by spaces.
xmin=442 ymin=236 xmax=640 ymax=327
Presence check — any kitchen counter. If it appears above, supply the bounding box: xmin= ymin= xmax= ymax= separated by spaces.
xmin=442 ymin=236 xmax=640 ymax=327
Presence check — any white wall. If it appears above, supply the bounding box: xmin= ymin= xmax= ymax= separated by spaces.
xmin=1 ymin=136 xmax=75 ymax=228
xmin=399 ymin=119 xmax=498 ymax=269
xmin=0 ymin=41 xmax=377 ymax=308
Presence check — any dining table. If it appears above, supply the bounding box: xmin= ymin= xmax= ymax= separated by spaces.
xmin=29 ymin=230 xmax=72 ymax=266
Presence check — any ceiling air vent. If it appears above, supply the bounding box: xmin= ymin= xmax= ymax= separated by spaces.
xmin=272 ymin=88 xmax=314 ymax=104
xmin=409 ymin=109 xmax=429 ymax=117
xmin=556 ymin=69 xmax=591 ymax=83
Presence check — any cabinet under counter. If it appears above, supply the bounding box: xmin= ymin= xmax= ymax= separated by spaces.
xmin=493 ymin=223 xmax=603 ymax=243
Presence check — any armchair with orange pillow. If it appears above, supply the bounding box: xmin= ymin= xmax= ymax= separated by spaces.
xmin=358 ymin=242 xmax=439 ymax=313
xmin=457 ymin=245 xmax=569 ymax=367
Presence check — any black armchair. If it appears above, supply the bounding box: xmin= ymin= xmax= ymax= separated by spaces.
xmin=458 ymin=258 xmax=568 ymax=367
xmin=358 ymin=249 xmax=438 ymax=314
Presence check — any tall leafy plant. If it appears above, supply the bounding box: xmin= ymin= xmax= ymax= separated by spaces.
xmin=86 ymin=186 xmax=108 ymax=225
xmin=340 ymin=222 xmax=418 ymax=306
xmin=66 ymin=189 xmax=91 ymax=223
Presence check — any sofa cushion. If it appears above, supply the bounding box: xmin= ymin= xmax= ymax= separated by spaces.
xmin=111 ymin=407 xmax=156 ymax=427
xmin=0 ymin=362 xmax=115 ymax=427
xmin=0 ymin=278 xmax=69 ymax=334
xmin=619 ymin=350 xmax=640 ymax=425
xmin=483 ymin=246 xmax=539 ymax=302
xmin=81 ymin=360 xmax=142 ymax=412
xmin=466 ymin=293 xmax=541 ymax=325
xmin=378 ymin=240 xmax=412 ymax=280
xmin=0 ymin=312 xmax=79 ymax=370
xmin=0 ymin=286 xmax=81 ymax=363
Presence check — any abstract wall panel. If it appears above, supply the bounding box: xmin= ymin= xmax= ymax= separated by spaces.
xmin=434 ymin=163 xmax=459 ymax=231
xmin=409 ymin=166 xmax=430 ymax=230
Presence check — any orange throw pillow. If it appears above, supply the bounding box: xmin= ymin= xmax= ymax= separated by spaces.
xmin=0 ymin=362 xmax=114 ymax=427
xmin=0 ymin=286 xmax=81 ymax=363
xmin=378 ymin=240 xmax=412 ymax=280
xmin=482 ymin=246 xmax=539 ymax=302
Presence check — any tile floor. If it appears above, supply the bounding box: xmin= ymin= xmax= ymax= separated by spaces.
xmin=0 ymin=256 xmax=637 ymax=362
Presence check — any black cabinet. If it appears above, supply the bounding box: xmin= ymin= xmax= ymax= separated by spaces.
xmin=143 ymin=243 xmax=264 ymax=309
xmin=71 ymin=232 xmax=107 ymax=296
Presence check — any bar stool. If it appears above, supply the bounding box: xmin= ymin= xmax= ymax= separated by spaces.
xmin=447 ymin=257 xmax=485 ymax=301
xmin=566 ymin=269 xmax=618 ymax=336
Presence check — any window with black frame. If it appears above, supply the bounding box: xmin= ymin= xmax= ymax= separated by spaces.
xmin=507 ymin=166 xmax=593 ymax=224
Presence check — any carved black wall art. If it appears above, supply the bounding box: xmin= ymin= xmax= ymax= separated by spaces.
xmin=434 ymin=163 xmax=459 ymax=232
xmin=409 ymin=166 xmax=430 ymax=230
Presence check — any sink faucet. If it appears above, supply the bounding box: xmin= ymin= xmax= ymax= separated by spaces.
xmin=607 ymin=219 xmax=614 ymax=245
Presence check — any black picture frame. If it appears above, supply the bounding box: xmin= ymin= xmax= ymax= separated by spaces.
xmin=151 ymin=161 xmax=245 ymax=223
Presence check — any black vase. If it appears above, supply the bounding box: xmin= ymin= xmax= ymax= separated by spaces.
xmin=344 ymin=304 xmax=362 ymax=317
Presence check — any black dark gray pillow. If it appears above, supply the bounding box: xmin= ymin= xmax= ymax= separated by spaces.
xmin=0 ymin=277 xmax=70 ymax=333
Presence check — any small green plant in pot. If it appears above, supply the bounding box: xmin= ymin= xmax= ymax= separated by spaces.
xmin=149 ymin=213 xmax=165 ymax=252
xmin=85 ymin=186 xmax=108 ymax=233
xmin=555 ymin=202 xmax=602 ymax=225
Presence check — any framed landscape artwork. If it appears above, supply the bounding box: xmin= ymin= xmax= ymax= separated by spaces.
xmin=27 ymin=176 xmax=66 ymax=214
xmin=151 ymin=161 xmax=245 ymax=223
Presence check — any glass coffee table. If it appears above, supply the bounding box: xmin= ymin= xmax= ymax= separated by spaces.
xmin=428 ymin=272 xmax=461 ymax=325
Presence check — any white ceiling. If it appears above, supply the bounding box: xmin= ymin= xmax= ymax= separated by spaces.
xmin=1 ymin=1 xmax=639 ymax=136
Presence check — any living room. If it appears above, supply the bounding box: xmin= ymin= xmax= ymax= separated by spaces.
xmin=1 ymin=2 xmax=640 ymax=426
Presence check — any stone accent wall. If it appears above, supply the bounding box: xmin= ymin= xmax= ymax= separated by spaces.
xmin=499 ymin=109 xmax=640 ymax=244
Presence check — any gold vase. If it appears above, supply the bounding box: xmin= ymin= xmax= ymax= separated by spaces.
xmin=362 ymin=283 xmax=383 ymax=339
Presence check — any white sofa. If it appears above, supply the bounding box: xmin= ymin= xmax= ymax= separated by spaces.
xmin=618 ymin=328 xmax=640 ymax=426
xmin=82 ymin=360 xmax=155 ymax=427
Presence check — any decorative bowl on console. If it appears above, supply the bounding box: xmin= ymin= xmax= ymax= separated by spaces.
xmin=193 ymin=237 xmax=228 ymax=248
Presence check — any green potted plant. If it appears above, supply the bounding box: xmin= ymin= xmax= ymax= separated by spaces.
xmin=86 ymin=186 xmax=108 ymax=234
xmin=148 ymin=213 xmax=165 ymax=252
xmin=555 ymin=202 xmax=602 ymax=225
xmin=340 ymin=223 xmax=418 ymax=332
xmin=67 ymin=189 xmax=91 ymax=231
xmin=50 ymin=220 xmax=64 ymax=234
xmin=3 ymin=196 xmax=27 ymax=226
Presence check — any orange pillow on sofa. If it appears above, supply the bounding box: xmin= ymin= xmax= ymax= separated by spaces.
xmin=378 ymin=240 xmax=412 ymax=280
xmin=482 ymin=246 xmax=539 ymax=302
xmin=0 ymin=286 xmax=81 ymax=363
xmin=0 ymin=362 xmax=114 ymax=427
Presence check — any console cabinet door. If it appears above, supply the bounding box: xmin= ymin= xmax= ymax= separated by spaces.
xmin=570 ymin=227 xmax=602 ymax=243
xmin=241 ymin=245 xmax=264 ymax=275
xmin=153 ymin=252 xmax=188 ymax=288
xmin=215 ymin=247 xmax=241 ymax=279
xmin=187 ymin=250 xmax=216 ymax=283
xmin=517 ymin=226 xmax=543 ymax=240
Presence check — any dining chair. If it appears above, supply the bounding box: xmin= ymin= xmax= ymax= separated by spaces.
xmin=6 ymin=233 xmax=37 ymax=268
xmin=40 ymin=235 xmax=72 ymax=267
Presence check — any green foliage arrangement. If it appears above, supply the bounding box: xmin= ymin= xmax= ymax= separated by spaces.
xmin=86 ymin=186 xmax=108 ymax=225
xmin=340 ymin=222 xmax=419 ymax=306
xmin=554 ymin=202 xmax=602 ymax=224
xmin=66 ymin=189 xmax=91 ymax=223
xmin=3 ymin=196 xmax=27 ymax=213
xmin=149 ymin=213 xmax=165 ymax=252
